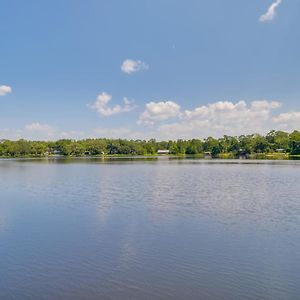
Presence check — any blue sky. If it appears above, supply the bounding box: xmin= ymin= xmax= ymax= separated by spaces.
xmin=0 ymin=0 xmax=299 ymax=140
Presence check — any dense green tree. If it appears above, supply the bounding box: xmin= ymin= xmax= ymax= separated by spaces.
xmin=289 ymin=131 xmax=300 ymax=155
xmin=266 ymin=130 xmax=289 ymax=151
xmin=203 ymin=137 xmax=221 ymax=156
xmin=219 ymin=136 xmax=239 ymax=153
xmin=0 ymin=130 xmax=299 ymax=157
xmin=251 ymin=135 xmax=270 ymax=153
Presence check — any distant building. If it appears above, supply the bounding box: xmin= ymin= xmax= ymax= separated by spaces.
xmin=157 ymin=149 xmax=170 ymax=155
xmin=276 ymin=148 xmax=285 ymax=153
xmin=238 ymin=149 xmax=248 ymax=159
xmin=204 ymin=151 xmax=212 ymax=159
xmin=52 ymin=149 xmax=63 ymax=155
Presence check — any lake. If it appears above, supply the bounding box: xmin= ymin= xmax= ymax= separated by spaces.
xmin=1 ymin=158 xmax=300 ymax=300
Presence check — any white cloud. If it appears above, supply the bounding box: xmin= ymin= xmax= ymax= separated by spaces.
xmin=0 ymin=123 xmax=87 ymax=141
xmin=1 ymin=100 xmax=299 ymax=141
xmin=0 ymin=123 xmax=56 ymax=140
xmin=92 ymin=128 xmax=149 ymax=140
xmin=0 ymin=85 xmax=12 ymax=96
xmin=273 ymin=111 xmax=300 ymax=131
xmin=259 ymin=0 xmax=283 ymax=22
xmin=88 ymin=92 xmax=135 ymax=116
xmin=156 ymin=100 xmax=282 ymax=140
xmin=0 ymin=122 xmax=148 ymax=141
xmin=251 ymin=100 xmax=281 ymax=110
xmin=24 ymin=122 xmax=57 ymax=140
xmin=25 ymin=122 xmax=54 ymax=132
xmin=121 ymin=59 xmax=149 ymax=74
xmin=138 ymin=101 xmax=181 ymax=125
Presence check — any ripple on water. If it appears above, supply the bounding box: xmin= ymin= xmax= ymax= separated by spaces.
xmin=0 ymin=159 xmax=300 ymax=299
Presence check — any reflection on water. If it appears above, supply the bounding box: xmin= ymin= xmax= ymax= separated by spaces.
xmin=0 ymin=158 xmax=300 ymax=299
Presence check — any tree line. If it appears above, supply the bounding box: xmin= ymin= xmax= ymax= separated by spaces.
xmin=0 ymin=130 xmax=300 ymax=157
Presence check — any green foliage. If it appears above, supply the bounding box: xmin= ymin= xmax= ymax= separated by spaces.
xmin=289 ymin=131 xmax=300 ymax=155
xmin=204 ymin=137 xmax=221 ymax=156
xmin=0 ymin=130 xmax=299 ymax=157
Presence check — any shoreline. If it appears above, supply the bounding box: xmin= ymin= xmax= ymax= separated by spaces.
xmin=0 ymin=154 xmax=299 ymax=160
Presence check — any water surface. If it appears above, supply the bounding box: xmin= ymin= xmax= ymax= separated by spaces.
xmin=1 ymin=158 xmax=300 ymax=299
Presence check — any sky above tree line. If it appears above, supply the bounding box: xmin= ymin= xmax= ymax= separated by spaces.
xmin=1 ymin=0 xmax=299 ymax=140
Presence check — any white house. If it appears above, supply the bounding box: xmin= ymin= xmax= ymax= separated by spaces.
xmin=157 ymin=149 xmax=170 ymax=155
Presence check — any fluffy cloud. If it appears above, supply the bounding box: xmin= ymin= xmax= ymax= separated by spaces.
xmin=88 ymin=92 xmax=135 ymax=116
xmin=0 ymin=85 xmax=12 ymax=96
xmin=24 ymin=122 xmax=57 ymax=140
xmin=92 ymin=128 xmax=149 ymax=140
xmin=138 ymin=101 xmax=181 ymax=125
xmin=155 ymin=100 xmax=282 ymax=140
xmin=0 ymin=123 xmax=86 ymax=141
xmin=273 ymin=112 xmax=300 ymax=131
xmin=0 ymin=123 xmax=56 ymax=140
xmin=25 ymin=122 xmax=55 ymax=132
xmin=121 ymin=59 xmax=149 ymax=74
xmin=1 ymin=100 xmax=299 ymax=141
xmin=259 ymin=0 xmax=283 ymax=22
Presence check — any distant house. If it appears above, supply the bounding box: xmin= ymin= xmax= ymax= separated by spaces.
xmin=52 ymin=149 xmax=63 ymax=155
xmin=238 ymin=149 xmax=248 ymax=159
xmin=157 ymin=149 xmax=170 ymax=155
xmin=276 ymin=148 xmax=285 ymax=153
xmin=204 ymin=151 xmax=212 ymax=159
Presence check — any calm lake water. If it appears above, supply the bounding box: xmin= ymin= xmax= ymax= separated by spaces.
xmin=1 ymin=158 xmax=300 ymax=300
